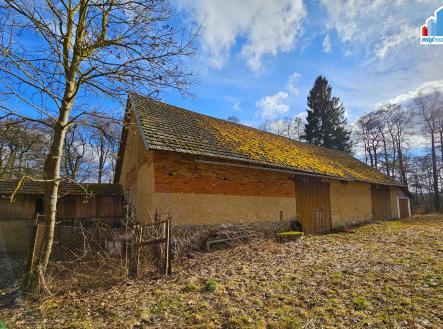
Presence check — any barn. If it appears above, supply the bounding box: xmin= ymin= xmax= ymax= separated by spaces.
xmin=115 ymin=94 xmax=410 ymax=245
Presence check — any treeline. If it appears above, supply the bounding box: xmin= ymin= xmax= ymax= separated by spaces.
xmin=355 ymin=90 xmax=443 ymax=212
xmin=3 ymin=76 xmax=442 ymax=212
xmin=0 ymin=116 xmax=120 ymax=183
xmin=262 ymin=80 xmax=443 ymax=212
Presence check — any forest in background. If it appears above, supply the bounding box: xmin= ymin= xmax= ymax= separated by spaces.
xmin=262 ymin=90 xmax=442 ymax=212
xmin=1 ymin=90 xmax=442 ymax=211
xmin=0 ymin=114 xmax=119 ymax=184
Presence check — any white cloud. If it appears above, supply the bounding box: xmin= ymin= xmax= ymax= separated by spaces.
xmin=315 ymin=1 xmax=442 ymax=119
xmin=320 ymin=0 xmax=436 ymax=59
xmin=256 ymin=91 xmax=290 ymax=119
xmin=322 ymin=34 xmax=331 ymax=53
xmin=287 ymin=72 xmax=301 ymax=95
xmin=385 ymin=80 xmax=443 ymax=105
xmin=256 ymin=71 xmax=300 ymax=119
xmin=375 ymin=25 xmax=416 ymax=59
xmin=178 ymin=0 xmax=306 ymax=72
xmin=408 ymin=134 xmax=427 ymax=150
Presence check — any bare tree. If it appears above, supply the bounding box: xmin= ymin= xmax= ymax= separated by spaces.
xmin=413 ymin=91 xmax=442 ymax=212
xmin=0 ymin=119 xmax=48 ymax=179
xmin=0 ymin=0 xmax=197 ymax=291
xmin=355 ymin=112 xmax=382 ymax=169
xmin=262 ymin=116 xmax=304 ymax=140
xmin=355 ymin=104 xmax=412 ymax=188
xmin=61 ymin=124 xmax=90 ymax=181
xmin=88 ymin=115 xmax=120 ymax=183
xmin=388 ymin=104 xmax=411 ymax=188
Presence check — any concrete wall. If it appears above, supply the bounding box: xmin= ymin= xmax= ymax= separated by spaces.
xmin=153 ymin=192 xmax=297 ymax=224
xmin=152 ymin=150 xmax=297 ymax=225
xmin=329 ymin=180 xmax=372 ymax=228
xmin=118 ymin=113 xmax=154 ymax=223
xmin=0 ymin=219 xmax=33 ymax=256
xmin=134 ymin=159 xmax=155 ymax=223
xmin=390 ymin=187 xmax=400 ymax=219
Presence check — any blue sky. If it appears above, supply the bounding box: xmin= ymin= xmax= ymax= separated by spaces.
xmin=159 ymin=0 xmax=443 ymax=128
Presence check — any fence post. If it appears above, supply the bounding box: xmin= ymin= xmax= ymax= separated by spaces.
xmin=24 ymin=220 xmax=45 ymax=288
xmin=164 ymin=216 xmax=172 ymax=275
xmin=128 ymin=225 xmax=139 ymax=278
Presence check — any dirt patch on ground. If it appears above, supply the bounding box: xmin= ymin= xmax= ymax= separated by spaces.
xmin=1 ymin=215 xmax=442 ymax=328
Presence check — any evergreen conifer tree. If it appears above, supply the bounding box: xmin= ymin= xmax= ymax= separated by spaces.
xmin=303 ymin=76 xmax=352 ymax=153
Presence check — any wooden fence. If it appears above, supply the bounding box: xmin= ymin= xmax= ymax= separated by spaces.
xmin=129 ymin=215 xmax=172 ymax=278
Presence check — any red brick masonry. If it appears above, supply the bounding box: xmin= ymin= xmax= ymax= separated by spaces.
xmin=153 ymin=150 xmax=295 ymax=197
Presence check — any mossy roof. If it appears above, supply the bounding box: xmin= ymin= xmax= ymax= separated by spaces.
xmin=129 ymin=94 xmax=402 ymax=186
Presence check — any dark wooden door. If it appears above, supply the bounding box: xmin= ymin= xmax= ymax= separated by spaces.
xmin=296 ymin=179 xmax=331 ymax=234
xmin=399 ymin=199 xmax=409 ymax=219
xmin=371 ymin=187 xmax=391 ymax=220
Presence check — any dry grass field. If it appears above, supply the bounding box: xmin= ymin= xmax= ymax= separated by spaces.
xmin=1 ymin=215 xmax=442 ymax=328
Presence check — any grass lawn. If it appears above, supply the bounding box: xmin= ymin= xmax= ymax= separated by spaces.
xmin=1 ymin=215 xmax=442 ymax=328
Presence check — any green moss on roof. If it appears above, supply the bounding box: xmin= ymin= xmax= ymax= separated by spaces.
xmin=129 ymin=94 xmax=401 ymax=186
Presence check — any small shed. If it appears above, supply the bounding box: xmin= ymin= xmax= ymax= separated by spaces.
xmin=0 ymin=180 xmax=124 ymax=256
xmin=0 ymin=180 xmax=124 ymax=222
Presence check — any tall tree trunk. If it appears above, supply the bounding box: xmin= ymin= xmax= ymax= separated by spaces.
xmin=382 ymin=136 xmax=390 ymax=176
xmin=6 ymin=147 xmax=17 ymax=179
xmin=26 ymin=85 xmax=76 ymax=292
xmin=396 ymin=141 xmax=408 ymax=189
xmin=25 ymin=0 xmax=87 ymax=291
xmin=431 ymin=133 xmax=440 ymax=212
xmin=373 ymin=147 xmax=378 ymax=170
xmin=97 ymin=137 xmax=105 ymax=184
xmin=363 ymin=141 xmax=368 ymax=165
xmin=25 ymin=108 xmax=71 ymax=292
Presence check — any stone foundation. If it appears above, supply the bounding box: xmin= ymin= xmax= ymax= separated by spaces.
xmin=171 ymin=220 xmax=291 ymax=256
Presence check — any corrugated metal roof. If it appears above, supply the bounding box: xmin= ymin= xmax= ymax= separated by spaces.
xmin=129 ymin=93 xmax=402 ymax=186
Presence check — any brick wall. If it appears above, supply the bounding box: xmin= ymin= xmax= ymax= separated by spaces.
xmin=153 ymin=150 xmax=295 ymax=197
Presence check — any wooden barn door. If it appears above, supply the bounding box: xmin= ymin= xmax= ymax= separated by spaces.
xmin=399 ymin=199 xmax=409 ymax=219
xmin=371 ymin=186 xmax=392 ymax=220
xmin=296 ymin=179 xmax=331 ymax=234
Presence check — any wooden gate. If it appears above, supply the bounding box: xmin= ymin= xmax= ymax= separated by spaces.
xmin=371 ymin=186 xmax=391 ymax=220
xmin=399 ymin=199 xmax=410 ymax=219
xmin=128 ymin=215 xmax=172 ymax=278
xmin=295 ymin=178 xmax=331 ymax=234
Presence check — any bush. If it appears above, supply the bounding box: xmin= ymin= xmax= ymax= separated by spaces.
xmin=352 ymin=297 xmax=368 ymax=311
xmin=183 ymin=283 xmax=200 ymax=293
xmin=204 ymin=279 xmax=218 ymax=292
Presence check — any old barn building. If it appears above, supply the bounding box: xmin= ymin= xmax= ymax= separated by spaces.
xmin=115 ymin=94 xmax=410 ymax=239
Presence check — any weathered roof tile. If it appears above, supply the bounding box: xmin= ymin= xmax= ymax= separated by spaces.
xmin=130 ymin=94 xmax=401 ymax=186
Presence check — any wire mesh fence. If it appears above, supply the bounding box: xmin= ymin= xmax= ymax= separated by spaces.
xmin=49 ymin=220 xmax=130 ymax=262
xmin=1 ymin=218 xmax=162 ymax=291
